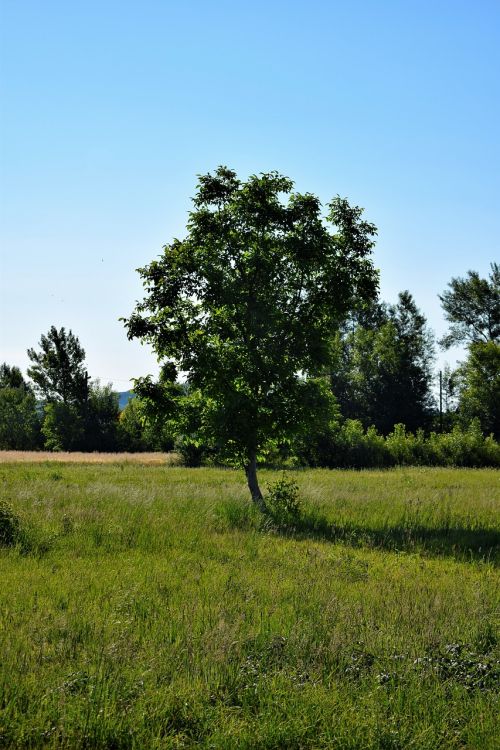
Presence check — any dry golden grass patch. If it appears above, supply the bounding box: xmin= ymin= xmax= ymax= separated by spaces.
xmin=0 ymin=450 xmax=180 ymax=465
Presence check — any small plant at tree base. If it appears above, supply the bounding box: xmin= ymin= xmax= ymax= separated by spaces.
xmin=0 ymin=500 xmax=21 ymax=546
xmin=265 ymin=475 xmax=302 ymax=527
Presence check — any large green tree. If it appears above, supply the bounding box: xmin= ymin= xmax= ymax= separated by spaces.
xmin=124 ymin=167 xmax=378 ymax=506
xmin=330 ymin=292 xmax=435 ymax=433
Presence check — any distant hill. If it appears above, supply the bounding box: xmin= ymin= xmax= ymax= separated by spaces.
xmin=118 ymin=391 xmax=134 ymax=410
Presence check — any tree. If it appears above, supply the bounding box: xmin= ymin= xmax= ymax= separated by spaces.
xmin=0 ymin=363 xmax=41 ymax=450
xmin=117 ymin=396 xmax=175 ymax=452
xmin=123 ymin=167 xmax=378 ymax=507
xmin=41 ymin=402 xmax=85 ymax=451
xmin=439 ymin=262 xmax=500 ymax=348
xmin=330 ymin=292 xmax=435 ymax=433
xmin=40 ymin=381 xmax=122 ymax=452
xmin=453 ymin=341 xmax=500 ymax=438
xmin=0 ymin=363 xmax=30 ymax=391
xmin=27 ymin=328 xmax=124 ymax=452
xmin=27 ymin=326 xmax=89 ymax=405
xmin=440 ymin=264 xmax=500 ymax=437
xmin=83 ymin=381 xmax=121 ymax=452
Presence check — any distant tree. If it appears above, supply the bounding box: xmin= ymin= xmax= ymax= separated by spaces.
xmin=0 ymin=363 xmax=30 ymax=391
xmin=27 ymin=326 xmax=89 ymax=405
xmin=27 ymin=328 xmax=124 ymax=452
xmin=439 ymin=262 xmax=500 ymax=348
xmin=83 ymin=381 xmax=121 ymax=452
xmin=117 ymin=398 xmax=146 ymax=452
xmin=41 ymin=402 xmax=84 ymax=451
xmin=123 ymin=167 xmax=378 ymax=507
xmin=0 ymin=364 xmax=41 ymax=450
xmin=40 ymin=380 xmax=122 ymax=452
xmin=330 ymin=292 xmax=435 ymax=433
xmin=453 ymin=341 xmax=500 ymax=438
xmin=117 ymin=396 xmax=175 ymax=452
xmin=440 ymin=264 xmax=500 ymax=437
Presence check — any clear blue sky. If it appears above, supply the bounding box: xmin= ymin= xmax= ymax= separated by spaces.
xmin=1 ymin=0 xmax=499 ymax=389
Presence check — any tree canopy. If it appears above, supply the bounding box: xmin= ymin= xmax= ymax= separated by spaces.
xmin=124 ymin=167 xmax=378 ymax=505
xmin=439 ymin=262 xmax=500 ymax=348
xmin=330 ymin=292 xmax=435 ymax=433
xmin=0 ymin=362 xmax=40 ymax=450
xmin=27 ymin=326 xmax=89 ymax=405
xmin=0 ymin=363 xmax=31 ymax=391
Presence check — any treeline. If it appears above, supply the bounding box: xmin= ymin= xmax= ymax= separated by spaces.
xmin=0 ymin=328 xmax=174 ymax=453
xmin=1 ymin=263 xmax=499 ymax=467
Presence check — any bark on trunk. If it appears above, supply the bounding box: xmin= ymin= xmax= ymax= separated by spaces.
xmin=245 ymin=452 xmax=266 ymax=512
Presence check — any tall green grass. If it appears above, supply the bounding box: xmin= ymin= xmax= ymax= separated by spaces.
xmin=0 ymin=464 xmax=498 ymax=748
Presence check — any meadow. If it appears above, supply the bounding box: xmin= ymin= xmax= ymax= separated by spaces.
xmin=0 ymin=458 xmax=498 ymax=749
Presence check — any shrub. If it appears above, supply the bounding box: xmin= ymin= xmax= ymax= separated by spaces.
xmin=297 ymin=418 xmax=500 ymax=469
xmin=265 ymin=475 xmax=302 ymax=527
xmin=118 ymin=398 xmax=175 ymax=452
xmin=175 ymin=437 xmax=209 ymax=467
xmin=0 ymin=500 xmax=21 ymax=546
xmin=0 ymin=388 xmax=42 ymax=450
xmin=385 ymin=424 xmax=431 ymax=465
xmin=427 ymin=420 xmax=500 ymax=467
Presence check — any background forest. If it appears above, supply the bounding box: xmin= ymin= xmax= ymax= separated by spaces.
xmin=1 ymin=262 xmax=499 ymax=468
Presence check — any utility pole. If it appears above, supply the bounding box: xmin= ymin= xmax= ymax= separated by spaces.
xmin=439 ymin=370 xmax=443 ymax=433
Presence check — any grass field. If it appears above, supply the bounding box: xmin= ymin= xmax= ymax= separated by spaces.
xmin=0 ymin=460 xmax=499 ymax=748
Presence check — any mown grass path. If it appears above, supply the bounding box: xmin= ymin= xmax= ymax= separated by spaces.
xmin=1 ymin=464 xmax=499 ymax=748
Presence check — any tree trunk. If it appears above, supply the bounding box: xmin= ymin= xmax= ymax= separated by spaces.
xmin=245 ymin=452 xmax=266 ymax=512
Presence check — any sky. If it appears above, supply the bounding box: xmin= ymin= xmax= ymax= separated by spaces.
xmin=1 ymin=0 xmax=499 ymax=391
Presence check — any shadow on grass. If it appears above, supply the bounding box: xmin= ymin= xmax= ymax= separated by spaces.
xmin=279 ymin=511 xmax=499 ymax=563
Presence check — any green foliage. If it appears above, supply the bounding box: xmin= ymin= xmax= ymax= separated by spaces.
xmin=40 ymin=382 xmax=125 ymax=452
xmin=0 ymin=500 xmax=21 ymax=546
xmin=27 ymin=326 xmax=89 ymax=405
xmin=117 ymin=398 xmax=145 ymax=451
xmin=83 ymin=381 xmax=120 ymax=451
xmin=265 ymin=474 xmax=303 ymax=526
xmin=439 ymin=262 xmax=500 ymax=348
xmin=119 ymin=377 xmax=189 ymax=455
xmin=301 ymin=419 xmax=500 ymax=468
xmin=0 ymin=363 xmax=30 ymax=391
xmin=330 ymin=292 xmax=435 ymax=433
xmin=0 ymin=387 xmax=41 ymax=450
xmin=453 ymin=341 xmax=500 ymax=438
xmin=439 ymin=265 xmax=500 ymax=439
xmin=124 ymin=167 xmax=378 ymax=499
xmin=426 ymin=420 xmax=500 ymax=467
xmin=42 ymin=402 xmax=85 ymax=451
xmin=335 ymin=420 xmax=391 ymax=468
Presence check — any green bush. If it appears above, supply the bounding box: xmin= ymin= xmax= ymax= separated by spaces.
xmin=0 ymin=388 xmax=42 ymax=450
xmin=299 ymin=418 xmax=500 ymax=469
xmin=0 ymin=500 xmax=21 ymax=546
xmin=265 ymin=475 xmax=302 ymax=527
xmin=42 ymin=402 xmax=85 ymax=451
xmin=175 ymin=437 xmax=207 ymax=467
xmin=426 ymin=421 xmax=500 ymax=467
xmin=118 ymin=398 xmax=175 ymax=452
